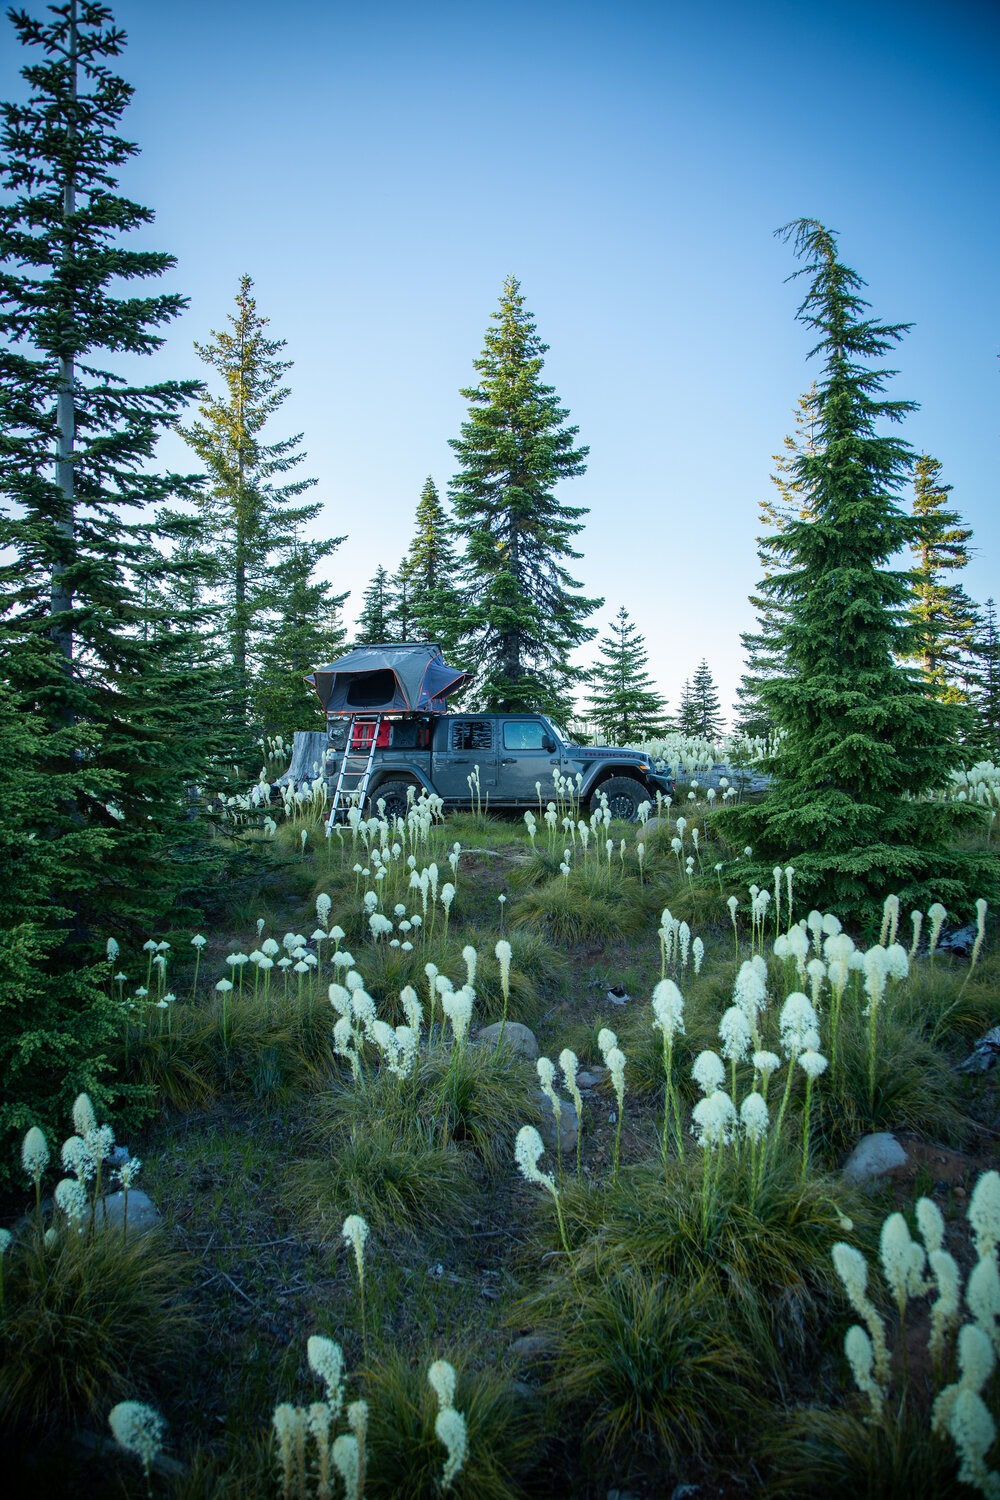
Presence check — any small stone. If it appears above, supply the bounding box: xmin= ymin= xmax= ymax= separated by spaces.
xmin=841 ymin=1132 xmax=908 ymax=1188
xmin=576 ymin=1068 xmax=606 ymax=1089
xmin=536 ymin=1091 xmax=579 ymax=1153
xmin=510 ymin=1333 xmax=553 ymax=1360
xmin=94 ymin=1189 xmax=160 ymax=1236
xmin=476 ymin=1021 xmax=538 ymax=1060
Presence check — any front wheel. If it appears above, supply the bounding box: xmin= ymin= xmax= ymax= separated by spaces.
xmin=592 ymin=776 xmax=650 ymax=824
xmin=367 ymin=778 xmax=417 ymax=820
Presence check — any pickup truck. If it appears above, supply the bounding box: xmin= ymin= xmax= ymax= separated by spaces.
xmin=323 ymin=712 xmax=673 ymax=822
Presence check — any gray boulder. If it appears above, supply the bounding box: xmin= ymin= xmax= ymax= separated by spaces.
xmin=476 ymin=1021 xmax=538 ymax=1060
xmin=536 ymin=1091 xmax=579 ymax=1154
xmin=94 ymin=1189 xmax=161 ymax=1236
xmin=841 ymin=1132 xmax=908 ymax=1188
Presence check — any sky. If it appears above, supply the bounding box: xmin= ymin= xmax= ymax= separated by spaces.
xmin=6 ymin=0 xmax=999 ymax=725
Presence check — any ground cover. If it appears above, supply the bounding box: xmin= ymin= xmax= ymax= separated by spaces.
xmin=2 ymin=785 xmax=998 ymax=1498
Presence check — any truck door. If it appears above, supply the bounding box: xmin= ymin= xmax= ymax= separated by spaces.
xmin=499 ymin=718 xmax=558 ymax=804
xmin=433 ymin=717 xmax=499 ymax=803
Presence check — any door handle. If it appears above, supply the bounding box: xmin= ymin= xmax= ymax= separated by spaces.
xmin=501 ymin=757 xmax=516 ymax=765
xmin=449 ymin=758 xmax=469 ymax=764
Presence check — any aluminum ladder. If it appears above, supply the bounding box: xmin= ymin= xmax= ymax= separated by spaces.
xmin=325 ymin=715 xmax=383 ymax=832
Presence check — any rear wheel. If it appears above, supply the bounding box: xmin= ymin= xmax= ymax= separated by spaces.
xmin=368 ymin=779 xmax=417 ymax=820
xmin=592 ymin=776 xmax=650 ymax=823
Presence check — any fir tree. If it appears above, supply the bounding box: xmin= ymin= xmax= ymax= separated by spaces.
xmin=970 ymin=597 xmax=1000 ymax=760
xmin=179 ymin=274 xmax=342 ymax=729
xmin=727 ymin=220 xmax=994 ymax=921
xmin=0 ymin=0 xmax=223 ymax=939
xmin=907 ymin=454 xmax=978 ymax=704
xmin=355 ymin=564 xmax=395 ymax=644
xmin=686 ymin=660 xmax=724 ymax=737
xmin=450 ymin=276 xmax=601 ymax=716
xmin=733 ymin=389 xmax=819 ymax=738
xmin=677 ymin=679 xmax=696 ymax=735
xmin=253 ymin=536 xmax=347 ymax=735
xmin=0 ymin=1 xmax=225 ymax=1160
xmin=585 ymin=607 xmax=667 ymax=744
xmin=389 ymin=559 xmax=417 ymax=642
xmin=399 ymin=476 xmax=462 ymax=649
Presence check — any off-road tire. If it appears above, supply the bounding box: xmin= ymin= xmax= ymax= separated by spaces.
xmin=367 ymin=778 xmax=418 ymax=820
xmin=592 ymin=776 xmax=650 ymax=824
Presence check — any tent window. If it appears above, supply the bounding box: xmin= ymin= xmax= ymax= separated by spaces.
xmin=346 ymin=670 xmax=397 ymax=708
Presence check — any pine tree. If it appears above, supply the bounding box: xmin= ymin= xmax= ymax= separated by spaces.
xmin=253 ymin=536 xmax=347 ymax=735
xmin=907 ymin=454 xmax=978 ymax=704
xmin=585 ymin=607 xmax=667 ymax=744
xmin=389 ymin=560 xmax=417 ymax=642
xmin=0 ymin=1 xmax=226 ymax=1161
xmin=399 ymin=476 xmax=462 ymax=649
xmin=733 ymin=389 xmax=819 ymax=738
xmin=970 ymin=598 xmax=1000 ymax=760
xmin=179 ymin=274 xmax=342 ymax=729
xmin=677 ymin=678 xmax=696 ymax=735
xmin=727 ymin=220 xmax=994 ymax=921
xmin=355 ymin=564 xmax=395 ymax=644
xmin=0 ymin=0 xmax=223 ymax=939
xmin=450 ymin=276 xmax=601 ymax=717
xmin=683 ymin=666 xmax=722 ymax=741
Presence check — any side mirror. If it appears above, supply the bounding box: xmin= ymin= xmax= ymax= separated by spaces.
xmin=542 ymin=735 xmax=556 ymax=753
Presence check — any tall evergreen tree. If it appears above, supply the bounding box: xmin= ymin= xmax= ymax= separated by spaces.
xmin=254 ymin=536 xmax=347 ymax=735
xmin=677 ymin=679 xmax=695 ymax=735
xmin=355 ymin=564 xmax=395 ymax=644
xmin=727 ymin=221 xmax=994 ymax=920
xmin=0 ymin=0 xmax=222 ymax=938
xmin=179 ymin=274 xmax=342 ymax=729
xmin=399 ymin=476 xmax=462 ymax=648
xmin=733 ymin=389 xmax=819 ymax=738
xmin=907 ymin=454 xmax=978 ymax=704
xmin=0 ymin=1 xmax=226 ymax=1162
xmin=450 ymin=276 xmax=601 ymax=717
xmin=970 ymin=597 xmax=1000 ymax=760
xmin=585 ymin=607 xmax=667 ymax=744
xmin=685 ymin=660 xmax=724 ymax=737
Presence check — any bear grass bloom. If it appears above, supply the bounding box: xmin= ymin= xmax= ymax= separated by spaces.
xmin=109 ymin=1401 xmax=166 ymax=1488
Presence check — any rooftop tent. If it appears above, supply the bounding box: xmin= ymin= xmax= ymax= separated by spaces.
xmin=305 ymin=642 xmax=474 ymax=717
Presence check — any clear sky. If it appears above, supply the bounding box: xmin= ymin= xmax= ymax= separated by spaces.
xmin=9 ymin=0 xmax=998 ymax=724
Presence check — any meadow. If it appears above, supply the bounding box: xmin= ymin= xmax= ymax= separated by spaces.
xmin=3 ymin=762 xmax=999 ymax=1499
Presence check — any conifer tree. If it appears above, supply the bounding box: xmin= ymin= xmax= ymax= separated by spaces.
xmin=399 ymin=476 xmax=462 ymax=648
xmin=355 ymin=564 xmax=395 ymax=644
xmin=970 ymin=597 xmax=1000 ymax=760
xmin=733 ymin=389 xmax=819 ymax=737
xmin=727 ymin=220 xmax=994 ymax=920
xmin=450 ymin=276 xmax=601 ymax=716
xmin=389 ymin=560 xmax=417 ymax=642
xmin=907 ymin=454 xmax=978 ymax=704
xmin=677 ymin=678 xmax=698 ymax=735
xmin=179 ymin=275 xmax=342 ymax=730
xmin=253 ymin=537 xmax=347 ymax=735
xmin=0 ymin=0 xmax=223 ymax=940
xmin=0 ymin=0 xmax=227 ymax=1159
xmin=585 ymin=607 xmax=667 ymax=744
xmin=686 ymin=660 xmax=724 ymax=737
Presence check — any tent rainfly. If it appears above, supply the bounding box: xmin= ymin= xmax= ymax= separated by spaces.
xmin=305 ymin=642 xmax=473 ymax=717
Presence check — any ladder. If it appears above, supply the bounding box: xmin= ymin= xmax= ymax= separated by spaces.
xmin=325 ymin=715 xmax=383 ymax=832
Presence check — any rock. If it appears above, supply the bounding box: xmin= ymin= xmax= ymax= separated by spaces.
xmin=938 ymin=924 xmax=978 ymax=956
xmin=957 ymin=1026 xmax=1000 ymax=1073
xmin=841 ymin=1132 xmax=908 ymax=1188
xmin=576 ymin=1067 xmax=607 ymax=1089
xmin=476 ymin=1021 xmax=538 ymax=1060
xmin=510 ymin=1333 xmax=553 ymax=1361
xmin=94 ymin=1189 xmax=161 ymax=1236
xmin=536 ymin=1091 xmax=579 ymax=1154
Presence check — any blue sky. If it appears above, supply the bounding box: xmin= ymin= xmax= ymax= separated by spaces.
xmin=10 ymin=0 xmax=999 ymax=724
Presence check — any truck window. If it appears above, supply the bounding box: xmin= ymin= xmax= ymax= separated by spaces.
xmin=451 ymin=719 xmax=493 ymax=751
xmin=503 ymin=721 xmax=547 ymax=751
